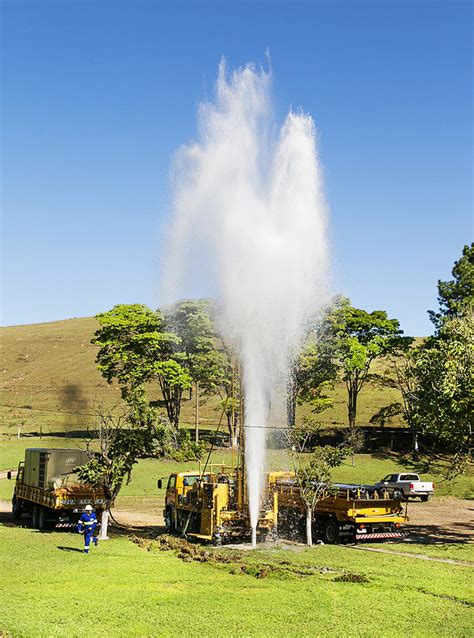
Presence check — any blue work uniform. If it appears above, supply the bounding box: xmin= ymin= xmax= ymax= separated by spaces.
xmin=77 ymin=511 xmax=99 ymax=553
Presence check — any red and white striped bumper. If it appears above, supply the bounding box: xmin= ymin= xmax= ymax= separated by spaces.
xmin=55 ymin=523 xmax=77 ymax=529
xmin=356 ymin=531 xmax=408 ymax=541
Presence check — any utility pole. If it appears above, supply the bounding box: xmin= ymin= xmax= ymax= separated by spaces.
xmin=194 ymin=381 xmax=199 ymax=443
xmin=231 ymin=364 xmax=235 ymax=448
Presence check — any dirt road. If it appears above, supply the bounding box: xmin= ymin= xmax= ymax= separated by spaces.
xmin=403 ymin=496 xmax=473 ymax=543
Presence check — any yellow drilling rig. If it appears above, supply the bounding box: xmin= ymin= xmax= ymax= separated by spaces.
xmin=159 ymin=462 xmax=408 ymax=545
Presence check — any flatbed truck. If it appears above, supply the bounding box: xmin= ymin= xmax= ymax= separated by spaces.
xmin=9 ymin=448 xmax=104 ymax=530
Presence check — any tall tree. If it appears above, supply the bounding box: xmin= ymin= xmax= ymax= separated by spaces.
xmin=166 ymin=300 xmax=241 ymax=444
xmin=429 ymin=243 xmax=474 ymax=332
xmin=200 ymin=343 xmax=241 ymax=446
xmin=92 ymin=304 xmax=191 ymax=429
xmin=410 ymin=316 xmax=473 ymax=467
xmin=287 ymin=341 xmax=337 ymax=428
xmin=390 ymin=246 xmax=474 ymax=465
xmin=390 ymin=352 xmax=421 ymax=452
xmin=325 ymin=297 xmax=411 ymax=462
xmin=165 ymin=299 xmax=216 ymax=387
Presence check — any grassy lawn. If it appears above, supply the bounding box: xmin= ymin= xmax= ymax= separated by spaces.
xmin=363 ymin=542 xmax=474 ymax=563
xmin=1 ymin=436 xmax=472 ymax=636
xmin=0 ymin=524 xmax=473 ymax=638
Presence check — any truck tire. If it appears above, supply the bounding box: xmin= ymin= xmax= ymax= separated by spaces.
xmin=38 ymin=507 xmax=48 ymax=531
xmin=322 ymin=519 xmax=339 ymax=544
xmin=165 ymin=508 xmax=175 ymax=532
xmin=32 ymin=506 xmax=40 ymax=529
xmin=12 ymin=497 xmax=22 ymax=521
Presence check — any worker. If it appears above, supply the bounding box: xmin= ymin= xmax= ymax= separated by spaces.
xmin=77 ymin=504 xmax=99 ymax=554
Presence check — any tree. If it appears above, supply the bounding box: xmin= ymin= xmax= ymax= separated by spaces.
xmin=288 ymin=420 xmax=346 ymax=546
xmin=287 ymin=340 xmax=337 ymax=428
xmin=92 ymin=304 xmax=192 ymax=429
xmin=389 ymin=351 xmax=421 ymax=452
xmin=410 ymin=316 xmax=473 ymax=467
xmin=165 ymin=299 xmax=216 ymax=391
xmin=325 ymin=297 xmax=411 ymax=465
xmin=393 ymin=246 xmax=474 ymax=473
xmin=77 ymin=399 xmax=173 ymax=539
xmin=166 ymin=300 xmax=242 ymax=444
xmin=429 ymin=243 xmax=474 ymax=332
xmin=201 ymin=344 xmax=241 ymax=447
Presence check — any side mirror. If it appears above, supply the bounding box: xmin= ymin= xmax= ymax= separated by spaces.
xmin=7 ymin=471 xmax=11 ymax=480
xmin=157 ymin=479 xmax=163 ymax=490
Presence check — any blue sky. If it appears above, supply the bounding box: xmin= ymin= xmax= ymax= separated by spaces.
xmin=1 ymin=0 xmax=472 ymax=335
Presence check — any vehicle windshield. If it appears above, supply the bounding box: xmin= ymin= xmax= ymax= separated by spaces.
xmin=182 ymin=475 xmax=208 ymax=487
xmin=400 ymin=474 xmax=420 ymax=481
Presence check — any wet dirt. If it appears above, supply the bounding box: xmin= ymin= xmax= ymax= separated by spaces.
xmin=130 ymin=533 xmax=343 ymax=579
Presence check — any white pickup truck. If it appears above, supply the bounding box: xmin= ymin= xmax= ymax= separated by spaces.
xmin=374 ymin=473 xmax=434 ymax=501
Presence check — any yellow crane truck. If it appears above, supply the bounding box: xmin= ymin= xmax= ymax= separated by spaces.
xmin=160 ymin=466 xmax=408 ymax=544
xmin=8 ymin=448 xmax=104 ymax=530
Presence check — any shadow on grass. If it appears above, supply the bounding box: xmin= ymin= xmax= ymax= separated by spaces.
xmin=404 ymin=520 xmax=474 ymax=544
xmin=57 ymin=546 xmax=83 ymax=553
xmin=15 ymin=427 xmax=228 ymax=446
xmin=108 ymin=523 xmax=167 ymax=539
xmin=370 ymin=449 xmax=455 ymax=475
xmin=0 ymin=510 xmax=14 ymax=526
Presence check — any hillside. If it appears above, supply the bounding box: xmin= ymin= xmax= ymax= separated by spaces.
xmin=0 ymin=317 xmax=405 ymax=436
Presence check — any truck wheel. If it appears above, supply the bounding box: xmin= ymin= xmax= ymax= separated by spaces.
xmin=32 ymin=506 xmax=40 ymax=529
xmin=420 ymin=495 xmax=429 ymax=502
xmin=38 ymin=507 xmax=48 ymax=531
xmin=165 ymin=508 xmax=175 ymax=532
xmin=12 ymin=497 xmax=22 ymax=521
xmin=323 ymin=519 xmax=339 ymax=544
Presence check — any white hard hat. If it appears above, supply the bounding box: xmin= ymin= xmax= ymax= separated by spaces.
xmin=85 ymin=504 xmax=93 ymax=511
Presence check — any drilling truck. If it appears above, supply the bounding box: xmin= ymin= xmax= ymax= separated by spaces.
xmin=8 ymin=448 xmax=104 ymax=530
xmin=159 ymin=465 xmax=290 ymax=543
xmin=160 ymin=465 xmax=408 ymax=544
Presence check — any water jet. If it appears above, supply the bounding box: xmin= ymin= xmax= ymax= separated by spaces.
xmin=164 ymin=59 xmax=329 ymax=542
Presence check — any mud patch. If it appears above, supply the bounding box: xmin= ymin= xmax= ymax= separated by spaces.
xmin=334 ymin=572 xmax=370 ymax=584
xmin=130 ymin=534 xmax=355 ymax=580
xmin=417 ymin=587 xmax=474 ymax=607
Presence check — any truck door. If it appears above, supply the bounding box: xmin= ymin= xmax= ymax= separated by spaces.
xmin=166 ymin=475 xmax=177 ymax=507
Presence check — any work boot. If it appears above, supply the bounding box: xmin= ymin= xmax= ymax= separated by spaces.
xmin=83 ymin=549 xmax=89 ymax=554
xmin=93 ymin=537 xmax=98 ymax=546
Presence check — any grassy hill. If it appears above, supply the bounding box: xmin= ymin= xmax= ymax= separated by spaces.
xmin=0 ymin=317 xmax=405 ymax=436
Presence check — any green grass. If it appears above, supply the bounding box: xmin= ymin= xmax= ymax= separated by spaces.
xmin=364 ymin=542 xmax=474 ymax=563
xmin=0 ymin=525 xmax=472 ymax=638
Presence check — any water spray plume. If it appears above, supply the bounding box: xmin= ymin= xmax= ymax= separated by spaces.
xmin=164 ymin=60 xmax=329 ymax=544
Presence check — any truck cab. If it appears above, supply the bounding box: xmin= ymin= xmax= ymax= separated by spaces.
xmin=160 ymin=466 xmax=279 ymax=543
xmin=162 ymin=472 xmax=209 ymax=531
